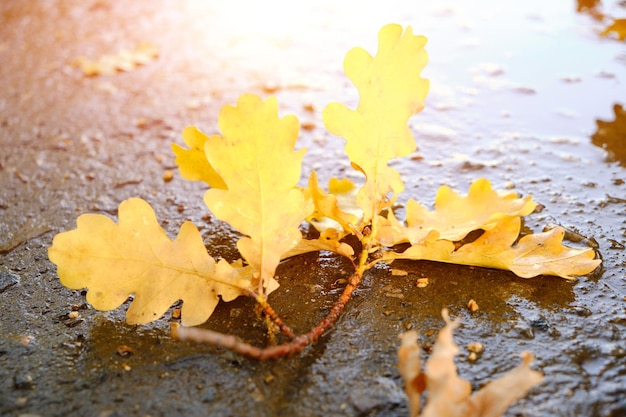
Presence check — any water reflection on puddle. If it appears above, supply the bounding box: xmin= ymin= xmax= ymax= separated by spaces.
xmin=592 ymin=104 xmax=626 ymax=166
xmin=183 ymin=0 xmax=625 ymax=168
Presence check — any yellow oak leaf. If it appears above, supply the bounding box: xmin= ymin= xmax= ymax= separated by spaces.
xmin=375 ymin=178 xmax=535 ymax=246
xmin=282 ymin=230 xmax=355 ymax=260
xmin=577 ymin=0 xmax=601 ymax=13
xmin=409 ymin=178 xmax=535 ymax=242
xmin=293 ymin=172 xmax=360 ymax=259
xmin=328 ymin=177 xmax=356 ymax=194
xmin=73 ymin=42 xmax=158 ymax=76
xmin=398 ymin=309 xmax=543 ymax=417
xmin=600 ymin=19 xmax=626 ymax=41
xmin=452 ymin=217 xmax=601 ymax=279
xmin=323 ymin=23 xmax=429 ymax=224
xmin=172 ymin=126 xmax=227 ymax=189
xmin=48 ymin=198 xmax=250 ymax=326
xmin=303 ymin=170 xmax=359 ymax=234
xmin=375 ymin=210 xmax=417 ymax=247
xmin=203 ymin=94 xmax=309 ymax=294
xmin=388 ymin=216 xmax=600 ymax=279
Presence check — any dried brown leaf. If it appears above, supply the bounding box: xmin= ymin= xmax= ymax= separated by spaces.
xmin=398 ymin=309 xmax=543 ymax=417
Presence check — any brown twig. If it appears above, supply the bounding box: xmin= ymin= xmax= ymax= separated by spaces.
xmin=174 ymin=271 xmax=362 ymax=360
xmin=249 ymin=290 xmax=296 ymax=339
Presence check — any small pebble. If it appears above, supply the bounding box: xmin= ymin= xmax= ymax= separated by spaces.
xmin=201 ymin=386 xmax=217 ymax=403
xmin=416 ymin=278 xmax=429 ymax=288
xmin=381 ymin=284 xmax=404 ymax=299
xmin=18 ymin=335 xmax=34 ymax=346
xmin=163 ymin=170 xmax=174 ymax=182
xmin=518 ymin=327 xmax=535 ymax=340
xmin=467 ymin=342 xmax=484 ymax=353
xmin=116 ymin=345 xmax=134 ymax=357
xmin=309 ymin=284 xmax=323 ymax=294
xmin=301 ymin=122 xmax=315 ymax=131
xmin=530 ymin=317 xmax=550 ymax=331
xmin=13 ymin=373 xmax=34 ymax=390
xmin=467 ymin=299 xmax=479 ymax=312
xmin=0 ymin=270 xmax=19 ymax=293
xmin=15 ymin=398 xmax=29 ymax=407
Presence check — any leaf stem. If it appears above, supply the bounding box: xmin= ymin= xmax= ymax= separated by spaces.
xmin=174 ymin=270 xmax=363 ymax=360
xmin=250 ymin=290 xmax=296 ymax=339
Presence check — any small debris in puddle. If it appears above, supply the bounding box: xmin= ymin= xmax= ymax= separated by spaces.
xmin=116 ymin=345 xmax=135 ymax=357
xmin=0 ymin=270 xmax=19 ymax=293
xmin=416 ymin=278 xmax=429 ymax=288
xmin=530 ymin=316 xmax=550 ymax=331
xmin=467 ymin=342 xmax=484 ymax=353
xmin=18 ymin=335 xmax=35 ymax=347
xmin=467 ymin=299 xmax=480 ymax=312
xmin=13 ymin=373 xmax=34 ymax=390
xmin=301 ymin=121 xmax=315 ymax=131
xmin=381 ymin=284 xmax=404 ymax=299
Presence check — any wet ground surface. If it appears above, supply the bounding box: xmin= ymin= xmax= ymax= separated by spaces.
xmin=1 ymin=1 xmax=625 ymax=416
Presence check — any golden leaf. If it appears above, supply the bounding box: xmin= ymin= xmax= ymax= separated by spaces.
xmin=469 ymin=352 xmax=545 ymax=417
xmin=398 ymin=309 xmax=543 ymax=417
xmin=203 ymin=94 xmax=309 ymax=293
xmin=328 ymin=177 xmax=356 ymax=194
xmin=376 ymin=178 xmax=535 ymax=246
xmin=600 ymin=19 xmax=626 ymax=41
xmin=456 ymin=218 xmax=601 ymax=279
xmin=48 ymin=198 xmax=250 ymax=326
xmin=323 ymin=23 xmax=429 ymax=224
xmin=409 ymin=178 xmax=535 ymax=242
xmin=302 ymin=170 xmax=359 ymax=234
xmin=389 ymin=216 xmax=600 ymax=279
xmin=576 ymin=0 xmax=601 ymax=13
xmin=282 ymin=230 xmax=355 ymax=260
xmin=290 ymin=172 xmax=360 ymax=259
xmin=73 ymin=42 xmax=158 ymax=76
xmin=421 ymin=310 xmax=472 ymax=416
xmin=172 ymin=126 xmax=227 ymax=189
xmin=398 ymin=330 xmax=424 ymax=417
